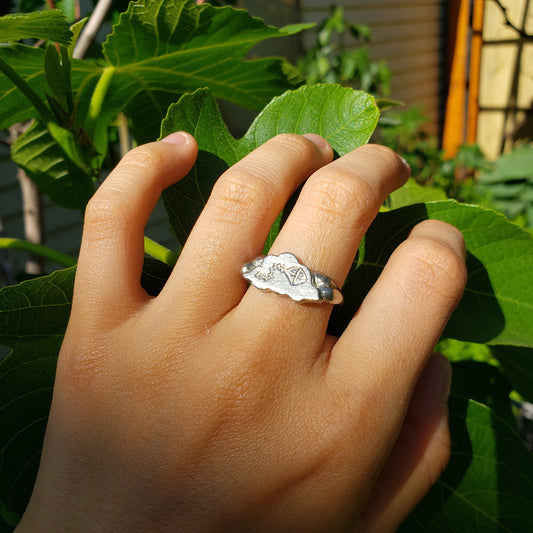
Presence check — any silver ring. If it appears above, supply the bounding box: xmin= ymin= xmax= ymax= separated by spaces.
xmin=241 ymin=253 xmax=343 ymax=305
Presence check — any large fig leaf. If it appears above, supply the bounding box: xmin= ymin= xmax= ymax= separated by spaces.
xmin=331 ymin=201 xmax=533 ymax=348
xmin=0 ymin=268 xmax=75 ymax=525
xmin=0 ymin=9 xmax=71 ymax=44
xmin=0 ymin=0 xmax=309 ymax=211
xmin=400 ymin=379 xmax=533 ymax=532
xmin=0 ymin=0 xmax=309 ymax=135
xmin=160 ymin=84 xmax=380 ymax=245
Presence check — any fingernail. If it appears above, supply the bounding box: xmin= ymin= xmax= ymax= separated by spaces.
xmin=161 ymin=131 xmax=191 ymax=146
xmin=303 ymin=133 xmax=330 ymax=151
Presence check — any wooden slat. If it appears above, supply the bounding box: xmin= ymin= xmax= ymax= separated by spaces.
xmin=302 ymin=7 xmax=442 ymax=26
xmin=442 ymin=0 xmax=470 ymax=158
xmin=303 ymin=0 xmax=441 ymax=10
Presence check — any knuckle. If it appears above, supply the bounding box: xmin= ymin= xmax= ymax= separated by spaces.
xmin=269 ymin=133 xmax=321 ymax=158
xmin=84 ymin=191 xmax=125 ymax=235
xmin=120 ymin=144 xmax=165 ymax=173
xmin=305 ymin=170 xmax=377 ymax=229
xmin=401 ymin=237 xmax=467 ymax=302
xmin=209 ymin=169 xmax=276 ymax=225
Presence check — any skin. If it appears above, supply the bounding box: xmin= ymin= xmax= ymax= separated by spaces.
xmin=16 ymin=132 xmax=467 ymax=532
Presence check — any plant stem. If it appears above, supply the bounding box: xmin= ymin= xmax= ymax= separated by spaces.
xmin=84 ymin=66 xmax=115 ymax=138
xmin=73 ymin=0 xmax=114 ymax=59
xmin=0 ymin=238 xmax=76 ymax=267
xmin=17 ymin=166 xmax=45 ymax=274
xmin=117 ymin=112 xmax=131 ymax=157
xmin=0 ymin=57 xmax=54 ymax=126
xmin=144 ymin=237 xmax=179 ymax=267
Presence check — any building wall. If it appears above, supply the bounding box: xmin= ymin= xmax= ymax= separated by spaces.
xmin=298 ymin=0 xmax=447 ymax=134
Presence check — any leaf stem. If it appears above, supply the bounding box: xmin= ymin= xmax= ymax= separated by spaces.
xmin=0 ymin=56 xmax=54 ymax=126
xmin=0 ymin=238 xmax=76 ymax=267
xmin=85 ymin=66 xmax=115 ymax=138
xmin=144 ymin=237 xmax=179 ymax=267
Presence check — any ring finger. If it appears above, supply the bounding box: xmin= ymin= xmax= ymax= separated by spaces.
xmin=236 ymin=144 xmax=411 ymax=349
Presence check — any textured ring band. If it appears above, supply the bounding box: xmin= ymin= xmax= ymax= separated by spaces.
xmin=241 ymin=253 xmax=343 ymax=305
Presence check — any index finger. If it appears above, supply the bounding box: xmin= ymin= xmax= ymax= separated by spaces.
xmin=74 ymin=133 xmax=198 ymax=317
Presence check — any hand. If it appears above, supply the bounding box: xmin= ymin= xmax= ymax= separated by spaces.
xmin=17 ymin=132 xmax=466 ymax=532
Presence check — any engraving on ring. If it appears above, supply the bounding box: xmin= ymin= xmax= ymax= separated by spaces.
xmin=241 ymin=253 xmax=342 ymax=304
xmin=285 ymin=266 xmax=308 ymax=285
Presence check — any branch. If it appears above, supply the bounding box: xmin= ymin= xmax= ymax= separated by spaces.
xmin=144 ymin=237 xmax=179 ymax=267
xmin=492 ymin=0 xmax=533 ymax=40
xmin=16 ymin=166 xmax=46 ymax=274
xmin=73 ymin=0 xmax=113 ymax=59
xmin=0 ymin=238 xmax=76 ymax=267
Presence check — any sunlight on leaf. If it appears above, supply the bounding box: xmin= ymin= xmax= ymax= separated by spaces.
xmin=331 ymin=202 xmax=533 ymax=348
xmin=160 ymin=84 xmax=379 ymax=245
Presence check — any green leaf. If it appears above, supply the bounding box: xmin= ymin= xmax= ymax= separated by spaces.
xmin=449 ymin=361 xmax=515 ymax=426
xmin=99 ymin=0 xmax=306 ymax=141
xmin=0 ymin=0 xmax=303 ymax=134
xmin=0 ymin=10 xmax=72 ymax=45
xmin=0 ymin=501 xmax=19 ymax=529
xmin=0 ymin=44 xmax=101 ymax=130
xmin=437 ymin=338 xmax=493 ymax=364
xmin=491 ymin=345 xmax=533 ymax=403
xmin=67 ymin=17 xmax=87 ymax=58
xmin=161 ymin=84 xmax=379 ymax=245
xmin=331 ymin=202 xmax=533 ymax=347
xmin=480 ymin=145 xmax=533 ymax=183
xmin=0 ymin=268 xmax=75 ymax=521
xmin=0 ymin=0 xmax=308 ymax=187
xmin=44 ymin=45 xmax=73 ymax=115
xmin=386 ymin=178 xmax=447 ymax=209
xmin=401 ymin=395 xmax=533 ymax=532
xmin=11 ymin=120 xmax=94 ymax=210
xmin=141 ymin=256 xmax=174 ymax=297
